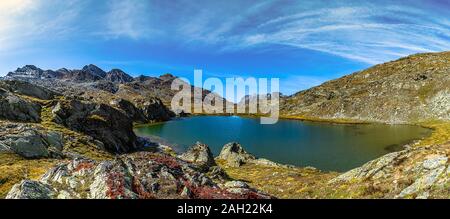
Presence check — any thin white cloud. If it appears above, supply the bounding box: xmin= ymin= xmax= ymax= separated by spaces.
xmin=0 ymin=0 xmax=85 ymax=52
xmin=235 ymin=5 xmax=450 ymax=64
xmin=0 ymin=0 xmax=449 ymax=69
xmin=101 ymin=0 xmax=160 ymax=40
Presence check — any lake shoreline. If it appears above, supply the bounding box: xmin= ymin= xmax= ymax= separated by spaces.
xmin=134 ymin=115 xmax=433 ymax=172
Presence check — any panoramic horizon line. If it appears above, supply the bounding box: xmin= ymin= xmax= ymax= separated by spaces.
xmin=3 ymin=50 xmax=442 ymax=79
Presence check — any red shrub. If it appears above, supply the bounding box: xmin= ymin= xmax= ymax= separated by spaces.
xmin=74 ymin=162 xmax=95 ymax=172
xmin=106 ymin=172 xmax=127 ymax=199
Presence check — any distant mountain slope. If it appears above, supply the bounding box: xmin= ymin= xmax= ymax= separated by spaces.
xmin=281 ymin=51 xmax=450 ymax=123
xmin=2 ymin=65 xmax=231 ymax=114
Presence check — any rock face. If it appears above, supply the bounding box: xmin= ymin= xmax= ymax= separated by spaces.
xmin=52 ymin=99 xmax=139 ymax=153
xmin=0 ymin=80 xmax=59 ymax=100
xmin=6 ymin=180 xmax=54 ymax=199
xmin=0 ymin=123 xmax=64 ymax=158
xmin=0 ymin=88 xmax=41 ymax=122
xmin=179 ymin=142 xmax=216 ymax=170
xmin=281 ymin=51 xmax=450 ymax=123
xmin=6 ymin=153 xmax=272 ymax=199
xmin=141 ymin=98 xmax=174 ymax=122
xmin=217 ymin=142 xmax=256 ymax=167
xmin=109 ymin=99 xmax=147 ymax=123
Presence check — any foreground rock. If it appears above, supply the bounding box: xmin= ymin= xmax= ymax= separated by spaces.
xmin=0 ymin=89 xmax=41 ymax=122
xmin=6 ymin=152 xmax=272 ymax=199
xmin=52 ymin=99 xmax=140 ymax=153
xmin=7 ymin=180 xmax=54 ymax=199
xmin=216 ymin=142 xmax=287 ymax=168
xmin=0 ymin=123 xmax=64 ymax=158
xmin=178 ymin=142 xmax=216 ymax=170
xmin=329 ymin=142 xmax=450 ymax=198
xmin=217 ymin=142 xmax=256 ymax=167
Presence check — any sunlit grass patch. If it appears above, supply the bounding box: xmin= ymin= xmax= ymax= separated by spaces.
xmin=0 ymin=153 xmax=60 ymax=198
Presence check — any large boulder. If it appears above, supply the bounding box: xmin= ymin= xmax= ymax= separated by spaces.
xmin=0 ymin=88 xmax=41 ymax=122
xmin=0 ymin=80 xmax=59 ymax=100
xmin=52 ymin=99 xmax=139 ymax=153
xmin=178 ymin=142 xmax=216 ymax=170
xmin=217 ymin=142 xmax=256 ymax=167
xmin=0 ymin=123 xmax=64 ymax=158
xmin=6 ymin=153 xmax=272 ymax=199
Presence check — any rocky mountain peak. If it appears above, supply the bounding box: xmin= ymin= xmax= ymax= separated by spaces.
xmin=105 ymin=69 xmax=133 ymax=83
xmin=159 ymin=73 xmax=176 ymax=81
xmin=6 ymin=65 xmax=44 ymax=79
xmin=19 ymin=65 xmax=40 ymax=71
xmin=56 ymin=68 xmax=70 ymax=73
xmin=81 ymin=64 xmax=106 ymax=78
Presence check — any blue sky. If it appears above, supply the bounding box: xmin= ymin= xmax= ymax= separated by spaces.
xmin=0 ymin=0 xmax=449 ymax=95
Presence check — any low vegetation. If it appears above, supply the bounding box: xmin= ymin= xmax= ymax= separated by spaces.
xmin=0 ymin=153 xmax=59 ymax=198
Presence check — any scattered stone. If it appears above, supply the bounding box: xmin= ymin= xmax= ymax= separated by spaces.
xmin=207 ymin=166 xmax=230 ymax=181
xmin=224 ymin=181 xmax=249 ymax=189
xmin=5 ymin=152 xmax=273 ymax=199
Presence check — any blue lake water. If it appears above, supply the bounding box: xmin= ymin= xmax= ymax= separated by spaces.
xmin=134 ymin=116 xmax=431 ymax=171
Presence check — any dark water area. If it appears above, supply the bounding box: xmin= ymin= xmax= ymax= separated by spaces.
xmin=135 ymin=116 xmax=431 ymax=171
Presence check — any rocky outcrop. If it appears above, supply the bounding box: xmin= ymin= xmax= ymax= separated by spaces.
xmin=329 ymin=142 xmax=450 ymax=199
xmin=217 ymin=142 xmax=256 ymax=167
xmin=0 ymin=123 xmax=64 ymax=158
xmin=217 ymin=142 xmax=294 ymax=168
xmin=109 ymin=99 xmax=147 ymax=123
xmin=0 ymin=80 xmax=59 ymax=100
xmin=51 ymin=99 xmax=139 ymax=153
xmin=0 ymin=88 xmax=41 ymax=122
xmin=6 ymin=153 xmax=272 ymax=199
xmin=141 ymin=98 xmax=174 ymax=122
xmin=6 ymin=180 xmax=54 ymax=199
xmin=178 ymin=142 xmax=216 ymax=171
